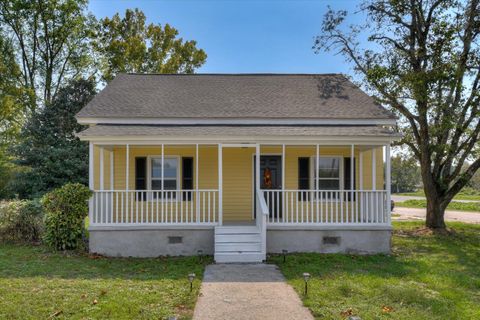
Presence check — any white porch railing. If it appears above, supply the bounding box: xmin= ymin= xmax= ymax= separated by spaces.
xmin=255 ymin=188 xmax=269 ymax=258
xmin=90 ymin=190 xmax=218 ymax=225
xmin=260 ymin=190 xmax=390 ymax=225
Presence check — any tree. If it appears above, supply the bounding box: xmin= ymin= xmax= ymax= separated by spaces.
xmin=391 ymin=154 xmax=421 ymax=193
xmin=314 ymin=0 xmax=480 ymax=229
xmin=12 ymin=78 xmax=96 ymax=199
xmin=94 ymin=8 xmax=207 ymax=82
xmin=0 ymin=33 xmax=33 ymax=198
xmin=0 ymin=0 xmax=96 ymax=109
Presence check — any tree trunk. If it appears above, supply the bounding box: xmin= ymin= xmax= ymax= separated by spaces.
xmin=421 ymin=161 xmax=447 ymax=230
xmin=425 ymin=194 xmax=447 ymax=229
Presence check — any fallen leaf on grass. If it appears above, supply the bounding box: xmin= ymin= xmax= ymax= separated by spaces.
xmin=382 ymin=305 xmax=394 ymax=313
xmin=48 ymin=310 xmax=62 ymax=318
xmin=340 ymin=308 xmax=354 ymax=317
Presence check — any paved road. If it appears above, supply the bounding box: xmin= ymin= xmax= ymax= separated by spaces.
xmin=392 ymin=195 xmax=480 ymax=203
xmin=193 ymin=264 xmax=313 ymax=320
xmin=393 ymin=207 xmax=480 ymax=224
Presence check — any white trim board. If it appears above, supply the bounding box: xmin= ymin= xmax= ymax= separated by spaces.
xmin=81 ymin=135 xmax=400 ymax=144
xmin=77 ymin=117 xmax=397 ymax=126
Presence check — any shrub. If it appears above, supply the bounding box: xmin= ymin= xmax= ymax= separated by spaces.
xmin=42 ymin=183 xmax=92 ymax=250
xmin=0 ymin=200 xmax=44 ymax=243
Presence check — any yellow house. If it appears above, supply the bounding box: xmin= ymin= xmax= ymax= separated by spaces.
xmin=76 ymin=74 xmax=400 ymax=262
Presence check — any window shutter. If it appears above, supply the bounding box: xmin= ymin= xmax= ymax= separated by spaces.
xmin=135 ymin=157 xmax=147 ymax=200
xmin=182 ymin=157 xmax=193 ymax=201
xmin=344 ymin=157 xmax=356 ymax=201
xmin=298 ymin=157 xmax=310 ymax=200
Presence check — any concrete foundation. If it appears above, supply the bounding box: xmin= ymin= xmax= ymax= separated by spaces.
xmin=89 ymin=226 xmax=214 ymax=257
xmin=89 ymin=225 xmax=391 ymax=257
xmin=267 ymin=226 xmax=392 ymax=254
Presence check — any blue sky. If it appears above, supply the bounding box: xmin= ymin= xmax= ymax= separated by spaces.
xmin=88 ymin=0 xmax=365 ymax=74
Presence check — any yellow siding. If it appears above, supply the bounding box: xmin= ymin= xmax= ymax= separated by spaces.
xmin=93 ymin=145 xmax=385 ymax=222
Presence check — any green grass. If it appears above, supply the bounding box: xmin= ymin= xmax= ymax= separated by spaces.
xmin=0 ymin=245 xmax=210 ymax=319
xmin=395 ymin=189 xmax=480 ymax=201
xmin=271 ymin=221 xmax=480 ymax=320
xmin=396 ymin=199 xmax=480 ymax=212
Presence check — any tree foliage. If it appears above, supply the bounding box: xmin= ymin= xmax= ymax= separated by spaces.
xmin=0 ymin=0 xmax=96 ymax=108
xmin=314 ymin=0 xmax=480 ymax=228
xmin=94 ymin=8 xmax=207 ymax=82
xmin=391 ymin=154 xmax=421 ymax=193
xmin=12 ymin=78 xmax=96 ymax=198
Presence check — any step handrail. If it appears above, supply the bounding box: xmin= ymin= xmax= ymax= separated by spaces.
xmin=255 ymin=189 xmax=269 ymax=258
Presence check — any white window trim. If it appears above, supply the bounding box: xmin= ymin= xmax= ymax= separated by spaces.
xmin=310 ymin=155 xmax=344 ymax=190
xmin=146 ymin=155 xmax=181 ymax=201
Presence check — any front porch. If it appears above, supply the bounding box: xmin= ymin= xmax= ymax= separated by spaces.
xmin=87 ymin=142 xmax=392 ymax=261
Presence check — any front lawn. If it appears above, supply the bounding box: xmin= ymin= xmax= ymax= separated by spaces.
xmin=272 ymin=221 xmax=480 ymax=320
xmin=0 ymin=245 xmax=209 ymax=319
xmin=395 ymin=189 xmax=480 ymax=201
xmin=396 ymin=199 xmax=480 ymax=212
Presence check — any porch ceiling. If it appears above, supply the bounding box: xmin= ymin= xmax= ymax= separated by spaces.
xmin=77 ymin=124 xmax=401 ymax=141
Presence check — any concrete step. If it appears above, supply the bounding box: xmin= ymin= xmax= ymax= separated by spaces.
xmin=214 ymin=252 xmax=265 ymax=263
xmin=215 ymin=226 xmax=259 ymax=235
xmin=215 ymin=242 xmax=262 ymax=253
xmin=215 ymin=233 xmax=261 ymax=243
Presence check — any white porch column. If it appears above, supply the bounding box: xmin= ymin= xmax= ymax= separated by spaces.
xmin=359 ymin=150 xmax=364 ymax=222
xmin=125 ymin=144 xmax=130 ymax=222
xmin=110 ymin=150 xmax=114 ymax=189
xmin=255 ymin=144 xmax=260 ymax=191
xmin=218 ymin=144 xmax=223 ymax=225
xmin=88 ymin=142 xmax=94 ymax=223
xmin=196 ymin=144 xmax=199 ymax=222
xmin=371 ymin=148 xmax=376 ymax=191
xmin=316 ymin=144 xmax=319 ymax=223
xmin=99 ymin=147 xmax=104 ymax=190
xmin=351 ymin=144 xmax=355 ymax=219
xmin=386 ymin=144 xmax=391 ymax=223
xmin=161 ymin=144 xmax=164 ymax=191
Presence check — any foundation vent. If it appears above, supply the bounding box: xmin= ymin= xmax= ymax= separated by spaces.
xmin=323 ymin=236 xmax=340 ymax=245
xmin=168 ymin=236 xmax=183 ymax=244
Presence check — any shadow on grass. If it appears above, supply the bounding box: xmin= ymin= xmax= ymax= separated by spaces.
xmin=0 ymin=244 xmax=212 ymax=281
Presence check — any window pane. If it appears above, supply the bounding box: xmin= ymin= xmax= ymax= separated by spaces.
xmin=151 ymin=158 xmax=178 ymax=178
xmin=318 ymin=179 xmax=340 ymax=190
xmin=318 ymin=158 xmax=340 ymax=178
xmin=152 ymin=159 xmax=162 ymax=178
xmin=163 ymin=159 xmax=178 ymax=178
xmin=164 ymin=180 xmax=177 ymax=190
xmin=152 ymin=180 xmax=162 ymax=190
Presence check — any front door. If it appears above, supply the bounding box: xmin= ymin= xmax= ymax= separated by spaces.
xmin=254 ymin=155 xmax=282 ymax=219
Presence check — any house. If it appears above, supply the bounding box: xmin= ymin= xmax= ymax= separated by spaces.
xmin=76 ymin=73 xmax=400 ymax=263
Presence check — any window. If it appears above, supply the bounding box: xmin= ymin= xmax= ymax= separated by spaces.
xmin=313 ymin=157 xmax=342 ymax=190
xmin=149 ymin=157 xmax=179 ymax=199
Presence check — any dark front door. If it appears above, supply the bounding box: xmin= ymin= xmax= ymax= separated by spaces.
xmin=254 ymin=155 xmax=282 ymax=219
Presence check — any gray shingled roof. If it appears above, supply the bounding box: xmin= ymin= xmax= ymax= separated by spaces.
xmin=77 ymin=125 xmax=400 ymax=138
xmin=76 ymin=74 xmax=395 ymax=120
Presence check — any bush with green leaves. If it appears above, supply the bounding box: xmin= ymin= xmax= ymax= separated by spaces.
xmin=42 ymin=183 xmax=91 ymax=250
xmin=0 ymin=200 xmax=43 ymax=243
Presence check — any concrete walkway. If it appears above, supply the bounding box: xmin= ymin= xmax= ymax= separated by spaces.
xmin=193 ymin=264 xmax=313 ymax=320
xmin=393 ymin=207 xmax=480 ymax=224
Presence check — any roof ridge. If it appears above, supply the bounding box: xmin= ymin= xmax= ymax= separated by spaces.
xmin=121 ymin=72 xmax=344 ymax=76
